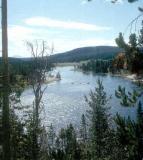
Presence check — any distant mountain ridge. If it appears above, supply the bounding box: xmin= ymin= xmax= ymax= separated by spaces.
xmin=49 ymin=46 xmax=123 ymax=63
xmin=0 ymin=46 xmax=123 ymax=63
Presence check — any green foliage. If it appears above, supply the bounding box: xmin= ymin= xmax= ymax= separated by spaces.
xmin=115 ymin=33 xmax=127 ymax=49
xmin=80 ymin=114 xmax=87 ymax=143
xmin=0 ymin=57 xmax=54 ymax=87
xmin=115 ymin=102 xmax=143 ymax=159
xmin=115 ymin=85 xmax=139 ymax=106
xmin=115 ymin=21 xmax=143 ymax=73
xmin=85 ymin=79 xmax=112 ymax=159
xmin=48 ymin=124 xmax=56 ymax=150
xmin=47 ymin=124 xmax=81 ymax=160
xmin=79 ymin=59 xmax=112 ymax=73
xmin=129 ymin=34 xmax=137 ymax=48
xmin=138 ymin=21 xmax=143 ymax=47
xmin=10 ymin=111 xmax=28 ymax=160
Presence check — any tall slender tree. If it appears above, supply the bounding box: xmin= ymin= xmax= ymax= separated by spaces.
xmin=1 ymin=0 xmax=11 ymax=159
xmin=85 ymin=80 xmax=111 ymax=159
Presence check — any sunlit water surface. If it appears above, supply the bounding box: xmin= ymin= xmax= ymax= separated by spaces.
xmin=21 ymin=66 xmax=142 ymax=131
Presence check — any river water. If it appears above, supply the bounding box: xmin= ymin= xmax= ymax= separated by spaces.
xmin=21 ymin=66 xmax=141 ymax=130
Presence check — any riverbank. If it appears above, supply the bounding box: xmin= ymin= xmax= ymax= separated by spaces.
xmin=45 ymin=76 xmax=61 ymax=84
xmin=55 ymin=62 xmax=78 ymax=67
xmin=124 ymin=74 xmax=143 ymax=86
xmin=77 ymin=67 xmax=143 ymax=85
xmin=110 ymin=72 xmax=143 ymax=86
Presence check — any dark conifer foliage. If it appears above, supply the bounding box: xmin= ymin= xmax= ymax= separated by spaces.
xmin=115 ymin=21 xmax=143 ymax=73
xmin=115 ymin=102 xmax=143 ymax=160
xmin=85 ymin=80 xmax=113 ymax=160
xmin=78 ymin=59 xmax=112 ymax=73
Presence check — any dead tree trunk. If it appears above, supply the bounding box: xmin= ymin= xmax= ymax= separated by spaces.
xmin=26 ymin=40 xmax=52 ymax=160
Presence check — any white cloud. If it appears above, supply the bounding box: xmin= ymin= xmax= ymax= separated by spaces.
xmin=6 ymin=24 xmax=114 ymax=57
xmin=6 ymin=17 xmax=112 ymax=57
xmin=7 ymin=25 xmax=60 ymax=57
xmin=7 ymin=25 xmax=36 ymax=57
xmin=25 ymin=17 xmax=111 ymax=31
xmin=8 ymin=25 xmax=34 ymax=40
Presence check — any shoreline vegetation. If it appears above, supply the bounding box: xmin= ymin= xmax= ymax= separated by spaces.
xmin=45 ymin=72 xmax=61 ymax=84
xmin=110 ymin=72 xmax=143 ymax=85
xmin=45 ymin=76 xmax=61 ymax=84
xmin=54 ymin=62 xmax=78 ymax=67
xmin=55 ymin=62 xmax=143 ymax=84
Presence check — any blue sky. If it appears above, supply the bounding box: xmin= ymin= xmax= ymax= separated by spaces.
xmin=6 ymin=0 xmax=143 ymax=57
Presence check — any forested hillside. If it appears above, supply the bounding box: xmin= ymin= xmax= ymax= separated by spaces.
xmin=0 ymin=46 xmax=122 ymax=64
xmin=49 ymin=46 xmax=123 ymax=63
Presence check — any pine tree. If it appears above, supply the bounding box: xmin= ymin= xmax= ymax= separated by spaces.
xmin=85 ymin=79 xmax=111 ymax=159
xmin=138 ymin=21 xmax=143 ymax=47
xmin=65 ymin=124 xmax=77 ymax=159
xmin=137 ymin=101 xmax=143 ymax=159
xmin=80 ymin=114 xmax=87 ymax=143
xmin=59 ymin=128 xmax=66 ymax=152
xmin=115 ymin=102 xmax=143 ymax=160
xmin=48 ymin=124 xmax=56 ymax=150
xmin=115 ymin=21 xmax=143 ymax=73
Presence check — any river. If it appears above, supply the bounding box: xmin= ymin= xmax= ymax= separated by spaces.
xmin=21 ymin=66 xmax=142 ymax=131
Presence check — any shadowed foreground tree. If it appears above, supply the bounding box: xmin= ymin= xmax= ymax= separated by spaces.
xmin=1 ymin=0 xmax=11 ymax=160
xmin=85 ymin=80 xmax=114 ymax=160
xmin=115 ymin=101 xmax=143 ymax=159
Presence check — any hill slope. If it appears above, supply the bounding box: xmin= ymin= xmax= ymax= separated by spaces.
xmin=49 ymin=46 xmax=123 ymax=63
xmin=0 ymin=46 xmax=123 ymax=63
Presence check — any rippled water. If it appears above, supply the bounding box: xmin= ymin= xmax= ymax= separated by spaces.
xmin=21 ymin=66 xmax=141 ymax=130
